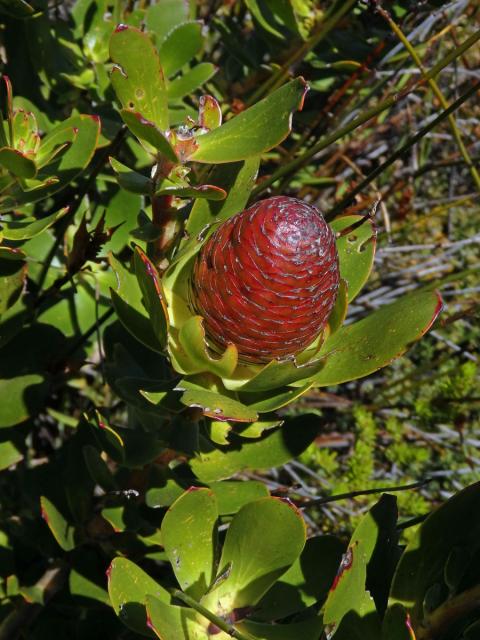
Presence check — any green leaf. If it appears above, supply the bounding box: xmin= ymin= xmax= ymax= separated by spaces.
xmin=145 ymin=0 xmax=190 ymax=45
xmin=191 ymin=413 xmax=320 ymax=482
xmin=168 ymin=63 xmax=217 ymax=100
xmin=312 ymin=290 xmax=443 ymax=387
xmin=1 ymin=207 xmax=68 ymax=241
xmin=201 ymin=497 xmax=306 ymax=613
xmin=120 ymin=109 xmax=178 ymax=161
xmin=0 ymin=0 xmax=35 ymax=18
xmin=110 ymin=25 xmax=169 ymax=131
xmin=245 ymin=0 xmax=290 ymax=39
xmin=82 ymin=445 xmax=117 ymax=491
xmin=109 ymin=253 xmax=165 ymax=354
xmin=12 ymin=108 xmax=39 ymax=154
xmin=0 ymin=374 xmax=49 ymax=428
xmin=327 ymin=278 xmax=348 ymax=335
xmin=178 ymin=381 xmax=258 ymax=423
xmin=386 ymin=482 xmax=480 ymax=633
xmin=109 ymin=156 xmax=153 ymax=194
xmin=155 ymin=183 xmax=227 ymax=200
xmin=0 ymin=438 xmax=23 ymax=470
xmin=107 ymin=557 xmax=170 ymax=637
xmin=1 ymin=115 xmax=100 ymax=212
xmin=190 ymin=78 xmax=308 ymax=163
xmin=331 ymin=215 xmax=376 ymax=302
xmin=256 ymin=535 xmax=345 ymax=621
xmin=323 ymin=496 xmax=397 ymax=639
xmin=162 ymin=488 xmax=218 ymax=599
xmin=0 ymin=147 xmax=36 ymax=178
xmin=145 ymin=596 xmax=204 ymax=640
xmin=198 ymin=95 xmax=222 ymax=130
xmin=240 ymin=383 xmax=313 ymax=413
xmin=134 ymin=247 xmax=169 ymax=349
xmin=239 ymin=618 xmax=324 ymax=640
xmin=110 ymin=288 xmax=165 ymax=354
xmin=0 ymin=250 xmax=26 ymax=315
xmin=209 ymin=480 xmax=269 ymax=515
xmin=226 ymin=356 xmax=326 ymax=393
xmin=69 ymin=568 xmax=109 ymax=605
xmin=40 ymin=496 xmax=76 ymax=552
xmin=177 ymin=315 xmax=238 ymax=377
xmin=159 ymin=22 xmax=203 ymax=77
xmin=184 ymin=156 xmax=260 ymax=241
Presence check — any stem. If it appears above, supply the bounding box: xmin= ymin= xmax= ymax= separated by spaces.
xmin=299 ymin=478 xmax=432 ymax=509
xmin=246 ymin=0 xmax=358 ymax=106
xmin=376 ymin=5 xmax=480 ymax=192
xmin=169 ymin=589 xmax=251 ymax=640
xmin=52 ymin=307 xmax=115 ymax=369
xmin=416 ymin=583 xmax=480 ymax=640
xmin=150 ymin=194 xmax=180 ymax=269
xmin=251 ymin=27 xmax=480 ymax=198
xmin=325 ymin=81 xmax=480 ymax=220
xmin=0 ymin=566 xmax=67 ymax=640
xmin=36 ymin=125 xmax=127 ymax=297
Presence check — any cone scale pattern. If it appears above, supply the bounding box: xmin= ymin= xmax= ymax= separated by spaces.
xmin=191 ymin=196 xmax=339 ymax=362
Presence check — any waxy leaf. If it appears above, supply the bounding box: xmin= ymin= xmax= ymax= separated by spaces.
xmin=226 ymin=355 xmax=326 ymax=393
xmin=201 ymin=497 xmax=306 ymax=613
xmin=239 ymin=618 xmax=324 ymax=640
xmin=109 ymin=254 xmax=165 ymax=354
xmin=110 ymin=289 xmax=164 ymax=355
xmin=0 ymin=374 xmax=49 ymax=428
xmin=327 ymin=279 xmax=348 ymax=335
xmin=109 ymin=157 xmax=153 ymax=195
xmin=1 ymin=207 xmax=68 ymax=241
xmin=155 ymin=183 xmax=227 ymax=200
xmin=12 ymin=108 xmax=39 ymax=154
xmin=177 ymin=315 xmax=238 ymax=377
xmin=110 ymin=25 xmax=169 ymax=131
xmin=331 ymin=215 xmax=376 ymax=302
xmin=108 ymin=557 xmax=169 ymax=637
xmin=191 ymin=78 xmax=308 ymax=163
xmin=0 ymin=114 xmax=100 ymax=212
xmin=240 ymin=383 xmax=313 ymax=413
xmin=146 ymin=596 xmax=204 ymax=640
xmin=184 ymin=156 xmax=260 ymax=241
xmin=177 ymin=381 xmax=258 ymax=423
xmin=256 ymin=535 xmax=345 ymax=621
xmin=145 ymin=0 xmax=190 ymax=45
xmin=159 ymin=22 xmax=203 ymax=77
xmin=0 ymin=248 xmax=26 ymax=314
xmin=386 ymin=482 xmax=480 ymax=635
xmin=162 ymin=488 xmax=218 ymax=599
xmin=323 ymin=495 xmax=397 ymax=639
xmin=40 ymin=496 xmax=75 ymax=552
xmin=0 ymin=147 xmax=36 ymax=178
xmin=0 ymin=439 xmax=23 ymax=470
xmin=120 ymin=109 xmax=177 ymax=161
xmin=209 ymin=480 xmax=269 ymax=515
xmin=134 ymin=247 xmax=169 ymax=349
xmin=0 ymin=0 xmax=35 ymax=18
xmin=168 ymin=63 xmax=217 ymax=100
xmin=198 ymin=95 xmax=222 ymax=130
xmin=312 ymin=290 xmax=442 ymax=387
xmin=191 ymin=413 xmax=320 ymax=482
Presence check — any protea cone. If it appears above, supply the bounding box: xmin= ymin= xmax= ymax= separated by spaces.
xmin=191 ymin=196 xmax=340 ymax=363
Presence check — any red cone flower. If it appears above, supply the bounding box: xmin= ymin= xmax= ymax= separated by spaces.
xmin=191 ymin=196 xmax=340 ymax=362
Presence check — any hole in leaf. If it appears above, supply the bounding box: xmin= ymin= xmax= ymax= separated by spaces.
xmin=128 ymin=101 xmax=134 ymax=109
xmin=347 ymin=234 xmax=357 ymax=243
